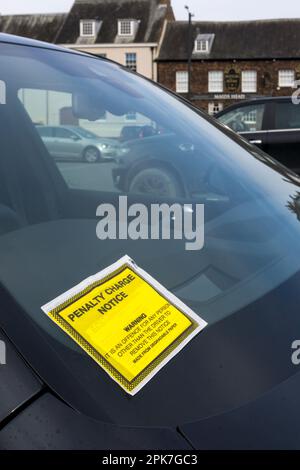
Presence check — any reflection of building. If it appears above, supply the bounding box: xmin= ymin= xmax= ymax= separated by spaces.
xmin=0 ymin=0 xmax=174 ymax=81
xmin=5 ymin=0 xmax=174 ymax=137
xmin=19 ymin=88 xmax=154 ymax=139
xmin=157 ymin=20 xmax=300 ymax=114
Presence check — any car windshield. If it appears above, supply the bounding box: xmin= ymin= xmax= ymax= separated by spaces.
xmin=1 ymin=41 xmax=300 ymax=425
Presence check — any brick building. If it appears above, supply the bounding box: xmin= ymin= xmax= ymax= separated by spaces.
xmin=157 ymin=19 xmax=300 ymax=114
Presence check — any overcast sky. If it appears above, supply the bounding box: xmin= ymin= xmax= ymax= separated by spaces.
xmin=0 ymin=0 xmax=299 ymax=21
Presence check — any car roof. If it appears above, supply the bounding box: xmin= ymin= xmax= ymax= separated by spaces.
xmin=0 ymin=32 xmax=99 ymax=59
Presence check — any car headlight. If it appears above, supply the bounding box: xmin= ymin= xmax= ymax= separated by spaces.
xmin=99 ymin=143 xmax=109 ymax=150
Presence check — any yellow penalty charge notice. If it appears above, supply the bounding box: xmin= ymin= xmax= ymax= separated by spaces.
xmin=41 ymin=255 xmax=207 ymax=395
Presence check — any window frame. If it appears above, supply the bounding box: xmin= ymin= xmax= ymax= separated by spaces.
xmin=125 ymin=52 xmax=137 ymax=72
xmin=176 ymin=71 xmax=189 ymax=94
xmin=118 ymin=19 xmax=135 ymax=37
xmin=80 ymin=20 xmax=97 ymax=38
xmin=241 ymin=70 xmax=257 ymax=93
xmin=208 ymin=102 xmax=223 ymax=116
xmin=208 ymin=71 xmax=224 ymax=93
xmin=194 ymin=38 xmax=209 ymax=53
xmin=278 ymin=69 xmax=295 ymax=88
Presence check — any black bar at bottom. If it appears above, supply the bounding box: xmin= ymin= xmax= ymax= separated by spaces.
xmin=0 ymin=450 xmax=297 ymax=466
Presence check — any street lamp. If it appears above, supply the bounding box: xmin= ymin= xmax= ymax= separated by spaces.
xmin=185 ymin=5 xmax=194 ymax=100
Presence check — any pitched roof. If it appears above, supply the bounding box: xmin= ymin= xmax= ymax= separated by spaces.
xmin=0 ymin=13 xmax=67 ymax=43
xmin=158 ymin=19 xmax=300 ymax=61
xmin=56 ymin=0 xmax=174 ymax=45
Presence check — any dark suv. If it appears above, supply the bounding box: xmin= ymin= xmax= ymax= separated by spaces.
xmin=216 ymin=97 xmax=300 ymax=173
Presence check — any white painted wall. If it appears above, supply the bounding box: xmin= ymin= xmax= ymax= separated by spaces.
xmin=65 ymin=45 xmax=157 ymax=80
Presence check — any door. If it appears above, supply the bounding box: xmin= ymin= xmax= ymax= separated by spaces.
xmin=52 ymin=127 xmax=82 ymax=160
xmin=218 ymin=103 xmax=268 ymax=152
xmin=266 ymin=100 xmax=300 ymax=173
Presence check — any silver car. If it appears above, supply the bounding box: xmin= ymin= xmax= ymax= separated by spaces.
xmin=36 ymin=125 xmax=120 ymax=163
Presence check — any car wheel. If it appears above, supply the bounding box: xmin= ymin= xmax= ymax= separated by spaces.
xmin=83 ymin=146 xmax=100 ymax=163
xmin=129 ymin=167 xmax=182 ymax=197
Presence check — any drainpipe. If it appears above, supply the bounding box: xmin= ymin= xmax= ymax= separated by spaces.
xmin=185 ymin=5 xmax=194 ymax=101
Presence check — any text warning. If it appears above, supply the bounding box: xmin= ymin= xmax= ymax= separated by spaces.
xmin=41 ymin=255 xmax=207 ymax=395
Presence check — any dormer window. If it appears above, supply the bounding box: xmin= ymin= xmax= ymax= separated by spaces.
xmin=118 ymin=19 xmax=137 ymax=37
xmin=80 ymin=20 xmax=100 ymax=38
xmin=195 ymin=38 xmax=209 ymax=53
xmin=194 ymin=34 xmax=215 ymax=54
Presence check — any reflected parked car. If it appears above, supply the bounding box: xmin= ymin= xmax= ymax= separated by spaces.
xmin=36 ymin=125 xmax=120 ymax=162
xmin=113 ymin=133 xmax=200 ymax=197
xmin=216 ymin=97 xmax=300 ymax=174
